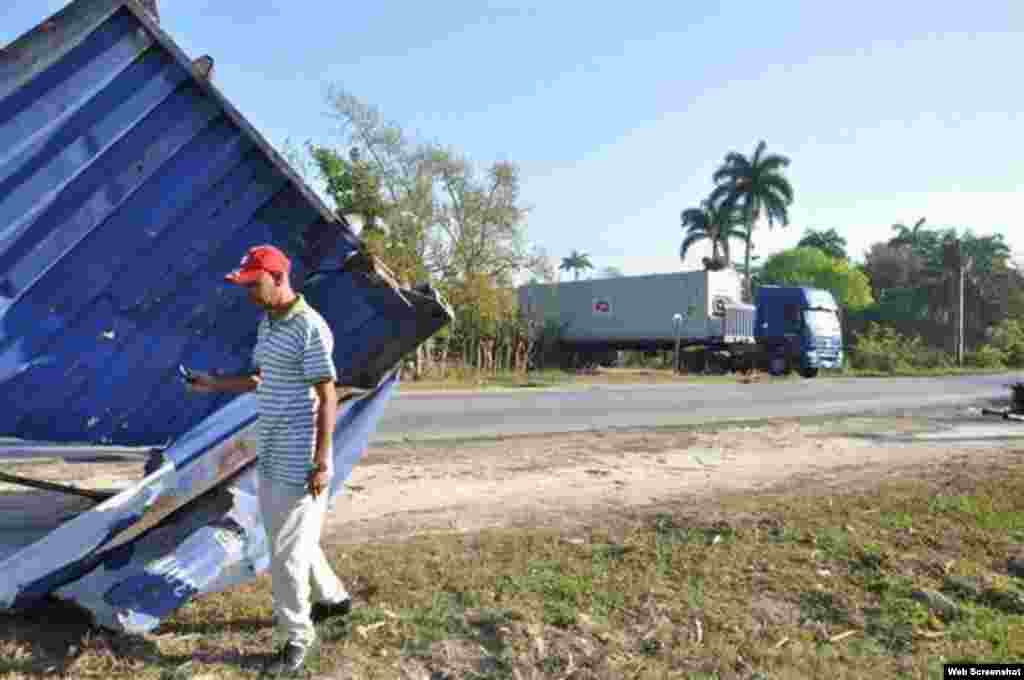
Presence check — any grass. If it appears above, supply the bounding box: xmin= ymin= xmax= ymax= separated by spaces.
xmin=397 ymin=366 xmax=762 ymax=392
xmin=394 ymin=364 xmax=1016 ymax=393
xmin=5 ymin=465 xmax=1024 ymax=677
xmin=829 ymin=367 xmax=1013 ymax=378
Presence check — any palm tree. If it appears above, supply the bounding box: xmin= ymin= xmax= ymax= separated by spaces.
xmin=709 ymin=140 xmax=794 ymax=301
xmin=679 ymin=200 xmax=745 ymax=270
xmin=889 ymin=217 xmax=927 ymax=250
xmin=559 ymin=250 xmax=594 ymax=281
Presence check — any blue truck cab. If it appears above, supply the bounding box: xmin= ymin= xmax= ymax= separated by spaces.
xmin=754 ymin=286 xmax=844 ymax=377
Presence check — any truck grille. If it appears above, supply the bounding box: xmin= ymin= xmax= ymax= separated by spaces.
xmin=816 ymin=337 xmax=839 ymax=351
xmin=813 ymin=336 xmax=843 ymax=361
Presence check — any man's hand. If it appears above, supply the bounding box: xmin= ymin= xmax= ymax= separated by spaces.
xmin=185 ymin=371 xmax=218 ymax=393
xmin=307 ymin=466 xmax=331 ymax=498
xmin=184 ymin=370 xmax=261 ymax=394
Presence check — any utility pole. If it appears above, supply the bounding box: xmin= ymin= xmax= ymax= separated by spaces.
xmin=945 ymin=237 xmax=973 ymax=366
xmin=673 ymin=313 xmax=684 ymax=373
xmin=958 ymin=259 xmax=965 ymax=366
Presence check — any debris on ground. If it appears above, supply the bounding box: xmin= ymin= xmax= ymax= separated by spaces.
xmin=981 ymin=382 xmax=1024 ymax=421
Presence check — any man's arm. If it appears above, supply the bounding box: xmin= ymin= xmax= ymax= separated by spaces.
xmin=189 ymin=369 xmax=261 ymax=394
xmin=312 ymin=380 xmax=337 ymax=469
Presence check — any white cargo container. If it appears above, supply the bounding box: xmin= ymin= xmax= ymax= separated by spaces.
xmin=518 ymin=269 xmax=755 ymax=349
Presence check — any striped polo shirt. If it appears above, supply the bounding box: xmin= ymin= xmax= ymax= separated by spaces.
xmin=251 ymin=295 xmax=338 ymax=486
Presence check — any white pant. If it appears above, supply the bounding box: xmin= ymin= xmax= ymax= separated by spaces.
xmin=258 ymin=476 xmax=348 ymax=647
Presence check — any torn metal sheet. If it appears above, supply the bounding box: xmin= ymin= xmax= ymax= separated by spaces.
xmin=0 ymin=370 xmax=397 ymax=628
xmin=1 ymin=0 xmax=454 ymax=631
xmin=60 ymin=372 xmax=397 ymax=633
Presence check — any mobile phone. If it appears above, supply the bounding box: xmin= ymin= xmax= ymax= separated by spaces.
xmin=178 ymin=364 xmax=196 ymax=382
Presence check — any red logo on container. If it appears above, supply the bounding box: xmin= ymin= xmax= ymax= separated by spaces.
xmin=594 ymin=300 xmax=610 ymax=313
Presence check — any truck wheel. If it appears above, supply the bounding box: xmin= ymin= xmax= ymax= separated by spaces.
xmin=768 ymin=356 xmax=789 ymax=377
xmin=687 ymin=350 xmax=707 ymax=374
xmin=799 ymin=366 xmax=819 ymax=379
xmin=708 ymin=352 xmax=731 ymax=375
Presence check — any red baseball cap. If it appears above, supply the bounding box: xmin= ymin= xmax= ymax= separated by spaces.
xmin=224 ymin=245 xmax=291 ymax=285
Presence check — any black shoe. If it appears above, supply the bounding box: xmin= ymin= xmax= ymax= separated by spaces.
xmin=263 ymin=642 xmax=309 ymax=676
xmin=311 ymin=597 xmax=352 ymax=624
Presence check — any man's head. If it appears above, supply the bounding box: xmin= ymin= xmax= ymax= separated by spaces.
xmin=224 ymin=245 xmax=295 ymax=308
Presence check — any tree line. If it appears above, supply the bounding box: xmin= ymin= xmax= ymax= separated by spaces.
xmin=679 ymin=142 xmax=1024 ymax=369
xmin=283 ymin=89 xmax=1022 ymax=376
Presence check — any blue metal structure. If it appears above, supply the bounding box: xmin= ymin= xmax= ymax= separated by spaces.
xmin=0 ymin=0 xmax=445 ymax=446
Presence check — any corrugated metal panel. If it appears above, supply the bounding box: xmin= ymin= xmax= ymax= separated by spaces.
xmin=0 ymin=0 xmax=444 ymax=446
xmin=518 ymin=271 xmax=739 ymax=343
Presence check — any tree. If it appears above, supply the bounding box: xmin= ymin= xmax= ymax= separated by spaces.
xmin=1009 ymin=262 xmax=1024 ymax=320
xmin=560 ymin=250 xmax=594 ymax=281
xmin=761 ymin=247 xmax=874 ymax=310
xmin=307 ymin=145 xmax=387 ymax=233
xmin=797 ymin=228 xmax=848 ymax=260
xmin=315 ymin=87 xmax=550 ymax=285
xmin=862 ymin=223 xmax=1015 ymax=351
xmin=679 ymin=200 xmax=745 ymax=270
xmin=709 ymin=140 xmax=794 ymax=301
xmin=309 ymin=87 xmax=549 ymax=376
xmin=863 ymin=242 xmax=927 ymax=295
xmin=888 ymin=217 xmax=928 ymax=249
xmin=597 ymin=266 xmax=625 ymax=278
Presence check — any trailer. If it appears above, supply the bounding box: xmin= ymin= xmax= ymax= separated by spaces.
xmin=518 ymin=269 xmax=844 ymax=377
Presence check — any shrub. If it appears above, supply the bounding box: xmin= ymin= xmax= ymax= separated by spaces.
xmin=852 ymin=323 xmax=921 ymax=372
xmin=913 ymin=345 xmax=955 ymax=370
xmin=850 ymin=322 xmax=956 ymax=372
xmin=965 ymin=344 xmax=1007 ymax=369
xmin=989 ymin=319 xmax=1024 ymax=368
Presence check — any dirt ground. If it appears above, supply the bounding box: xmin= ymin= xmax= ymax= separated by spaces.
xmin=3 ymin=409 xmax=1024 ymax=559
xmin=325 ymin=409 xmax=1024 ymax=544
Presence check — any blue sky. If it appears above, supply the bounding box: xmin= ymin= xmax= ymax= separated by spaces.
xmin=4 ymin=1 xmax=1023 ymax=278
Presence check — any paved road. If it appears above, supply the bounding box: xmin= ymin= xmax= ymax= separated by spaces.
xmin=373 ymin=372 xmax=1024 ymax=442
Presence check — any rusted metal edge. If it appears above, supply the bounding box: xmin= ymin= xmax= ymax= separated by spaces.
xmin=0 ymin=471 xmax=117 ymax=502
xmin=340 ymin=250 xmax=413 ymax=307
xmin=0 ymin=0 xmax=124 ymax=102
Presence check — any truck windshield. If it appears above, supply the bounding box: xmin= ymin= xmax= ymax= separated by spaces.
xmin=804 ymin=308 xmax=840 ymax=336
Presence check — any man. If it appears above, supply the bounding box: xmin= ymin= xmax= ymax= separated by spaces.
xmin=186 ymin=244 xmax=352 ymax=675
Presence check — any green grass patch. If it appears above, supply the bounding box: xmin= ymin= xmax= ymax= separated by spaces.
xmin=879 ymin=511 xmax=914 ymax=530
xmin=767 ymin=524 xmax=803 ymax=544
xmin=815 ymin=526 xmax=851 ymax=561
xmin=799 ymin=591 xmax=850 ymax=626
xmin=930 ymin=494 xmax=979 ymax=514
xmin=402 ymin=590 xmax=481 ymax=643
xmin=927 ymin=493 xmax=1024 ymax=533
